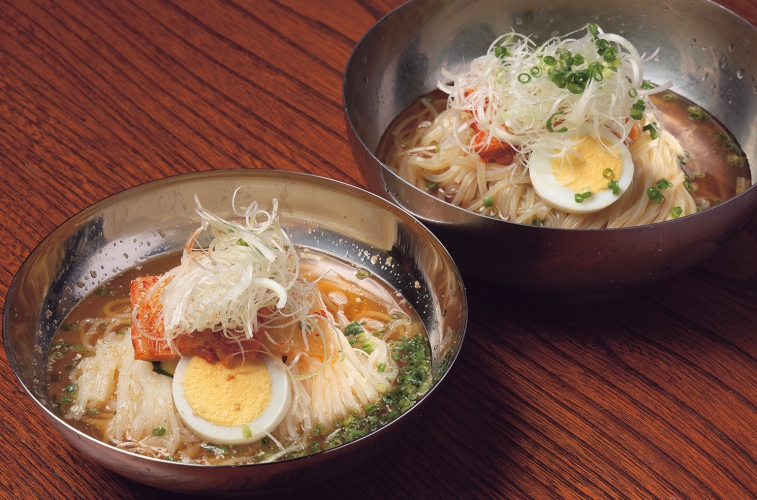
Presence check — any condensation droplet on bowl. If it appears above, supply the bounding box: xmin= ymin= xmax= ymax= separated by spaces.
xmin=729 ymin=43 xmax=735 ymax=53
xmin=515 ymin=17 xmax=523 ymax=25
xmin=362 ymin=55 xmax=367 ymax=64
xmin=736 ymin=68 xmax=745 ymax=79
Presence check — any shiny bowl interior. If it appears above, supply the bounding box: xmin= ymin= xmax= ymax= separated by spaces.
xmin=3 ymin=170 xmax=466 ymax=496
xmin=344 ymin=0 xmax=757 ymax=294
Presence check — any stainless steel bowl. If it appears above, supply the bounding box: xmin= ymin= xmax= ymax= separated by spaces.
xmin=3 ymin=170 xmax=466 ymax=496
xmin=344 ymin=0 xmax=757 ymax=294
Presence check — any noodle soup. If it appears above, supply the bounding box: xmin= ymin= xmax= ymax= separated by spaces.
xmin=377 ymin=25 xmax=751 ymax=228
xmin=46 ymin=201 xmax=431 ymax=465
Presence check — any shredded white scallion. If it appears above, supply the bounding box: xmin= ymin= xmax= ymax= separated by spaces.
xmin=155 ymin=190 xmax=312 ymax=341
xmin=438 ymin=23 xmax=673 ymax=168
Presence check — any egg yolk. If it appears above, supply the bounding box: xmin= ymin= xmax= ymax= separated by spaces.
xmin=182 ymin=356 xmax=272 ymax=426
xmin=551 ymin=135 xmax=622 ymax=193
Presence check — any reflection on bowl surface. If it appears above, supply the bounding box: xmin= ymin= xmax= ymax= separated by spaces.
xmin=344 ymin=0 xmax=757 ymax=293
xmin=3 ymin=170 xmax=466 ymax=496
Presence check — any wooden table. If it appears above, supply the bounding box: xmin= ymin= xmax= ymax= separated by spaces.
xmin=2 ymin=1 xmax=757 ymax=498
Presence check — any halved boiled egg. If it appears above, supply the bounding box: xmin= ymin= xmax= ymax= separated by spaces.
xmin=529 ymin=127 xmax=634 ymax=214
xmin=172 ymin=354 xmax=291 ymax=444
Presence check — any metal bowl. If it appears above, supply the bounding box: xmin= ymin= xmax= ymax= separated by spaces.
xmin=344 ymin=0 xmax=757 ymax=294
xmin=3 ymin=170 xmax=466 ymax=496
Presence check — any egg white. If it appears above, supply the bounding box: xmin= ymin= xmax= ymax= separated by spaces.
xmin=172 ymin=355 xmax=291 ymax=445
xmin=528 ymin=127 xmax=634 ymax=214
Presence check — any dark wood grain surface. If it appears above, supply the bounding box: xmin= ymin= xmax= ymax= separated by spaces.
xmin=2 ymin=0 xmax=757 ymax=498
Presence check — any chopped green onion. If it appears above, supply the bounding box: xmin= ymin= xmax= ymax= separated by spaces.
xmin=662 ymin=93 xmax=676 ymax=102
xmin=530 ymin=66 xmax=543 ymax=77
xmin=588 ymin=61 xmax=603 ymax=76
xmin=483 ymin=197 xmax=494 ymax=207
xmin=401 ymin=138 xmax=411 ymax=146
xmin=727 ymin=153 xmax=743 ymax=165
xmin=573 ymin=69 xmax=590 ymax=85
xmin=641 ymin=81 xmax=655 ymax=90
xmin=531 ymin=218 xmax=544 ymax=227
xmin=356 ymin=269 xmax=371 ymax=279
xmin=548 ymin=69 xmax=568 ymax=88
xmin=603 ymin=46 xmax=618 ymax=63
xmin=308 ymin=441 xmax=320 ymax=453
xmin=424 ymin=179 xmax=438 ymax=191
xmin=543 ymin=55 xmax=557 ymax=66
xmin=628 ymin=87 xmax=638 ymax=98
xmin=546 ymin=111 xmax=568 ymax=133
xmin=630 ymin=99 xmax=646 ymax=120
xmin=572 ymin=54 xmax=585 ymax=66
xmin=94 ymin=287 xmax=115 ymax=297
xmin=566 ymin=82 xmax=584 ymax=94
xmin=344 ymin=322 xmax=364 ymax=336
xmin=360 ymin=342 xmax=375 ymax=354
xmin=656 ymin=178 xmax=673 ymax=190
xmin=671 ymin=206 xmax=683 ymax=219
xmin=588 ymin=23 xmax=600 ymax=37
xmin=64 ymin=383 xmax=77 ymax=392
xmin=434 ymin=143 xmax=440 ymax=153
xmin=260 ymin=437 xmax=270 ymax=446
xmin=377 ymin=362 xmax=386 ymax=373
xmin=595 ymin=38 xmax=610 ymax=53
xmin=602 ymin=168 xmax=614 ymax=179
xmin=687 ymin=106 xmax=704 ymax=120
xmin=574 ymin=191 xmax=592 ymax=203
xmin=643 ymin=122 xmax=660 ymax=140
xmin=88 ymin=408 xmax=99 ymax=416
xmin=518 ymin=73 xmax=531 ymax=83
xmin=242 ymin=424 xmax=252 ymax=439
xmin=646 ymin=186 xmax=665 ymax=203
xmin=608 ymin=180 xmax=621 ymax=195
xmin=494 ymin=46 xmax=510 ymax=58
xmin=153 ymin=426 xmax=167 ymax=436
xmin=51 ymin=351 xmax=64 ymax=361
